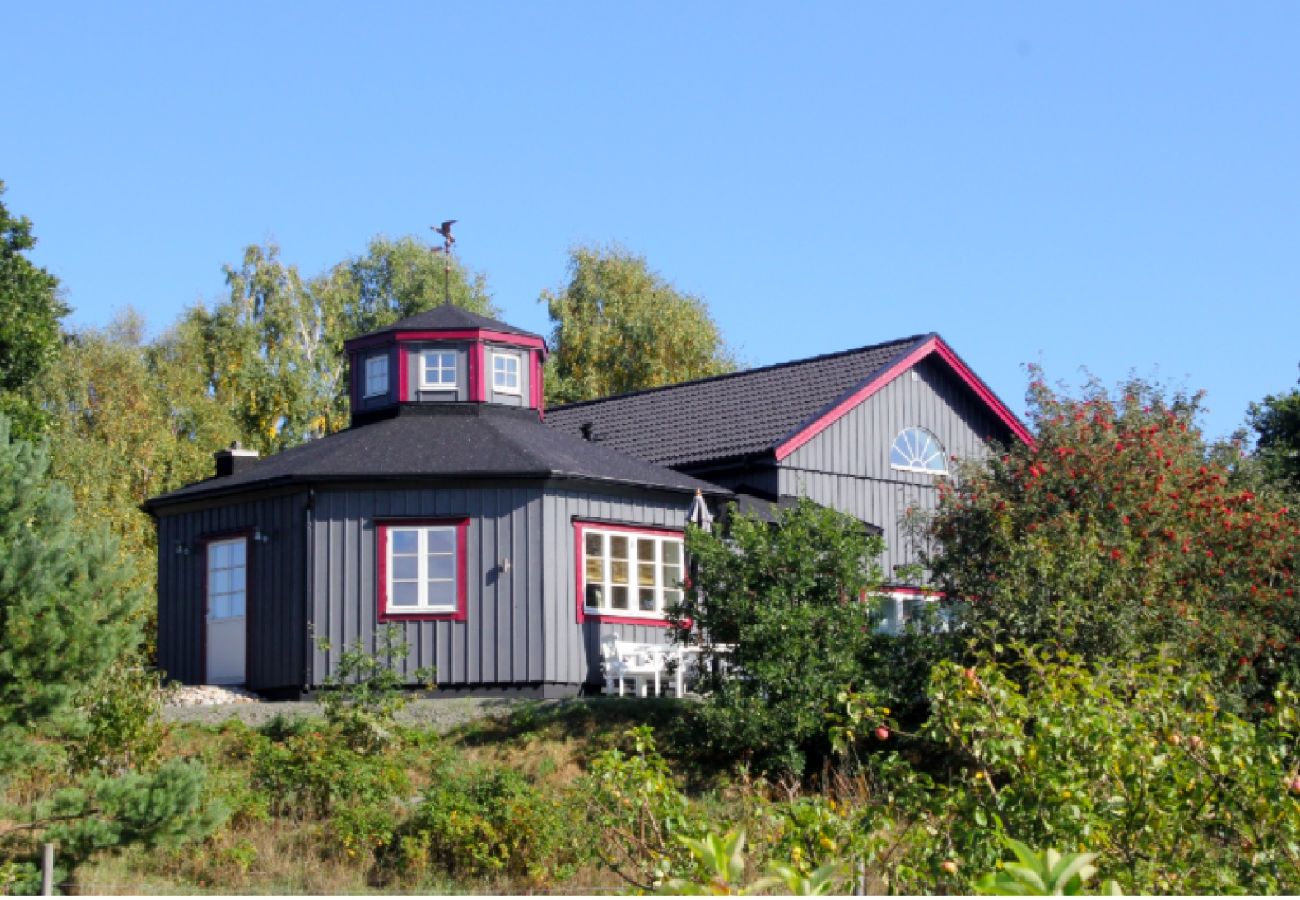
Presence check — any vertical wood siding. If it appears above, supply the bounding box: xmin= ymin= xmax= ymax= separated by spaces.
xmin=309 ymin=485 xmax=545 ymax=688
xmin=155 ymin=492 xmax=308 ymax=691
xmin=541 ymin=489 xmax=690 ymax=686
xmin=779 ymin=358 xmax=1012 ymax=580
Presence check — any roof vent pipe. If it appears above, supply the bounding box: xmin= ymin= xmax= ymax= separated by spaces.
xmin=580 ymin=422 xmax=597 ymax=442
xmin=214 ymin=441 xmax=260 ymax=478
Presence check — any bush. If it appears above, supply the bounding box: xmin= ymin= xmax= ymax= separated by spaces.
xmin=392 ymin=757 xmax=580 ymax=885
xmin=836 ymin=647 xmax=1300 ymax=894
xmin=672 ymin=498 xmax=892 ymax=775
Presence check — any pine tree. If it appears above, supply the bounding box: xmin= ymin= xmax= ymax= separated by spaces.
xmin=0 ymin=413 xmax=142 ymax=770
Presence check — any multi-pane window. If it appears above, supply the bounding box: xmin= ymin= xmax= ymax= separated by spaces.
xmin=582 ymin=527 xmax=684 ymax=617
xmin=384 ymin=525 xmax=458 ymax=613
xmin=207 ymin=538 xmax=247 ymax=620
xmin=889 ymin=427 xmax=947 ymax=474
xmin=492 ymin=352 xmax=521 ymax=394
xmin=420 ymin=350 xmax=458 ymax=389
xmin=363 ymin=354 xmax=389 ymax=398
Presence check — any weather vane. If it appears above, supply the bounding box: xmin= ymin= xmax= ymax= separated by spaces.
xmin=431 ymin=219 xmax=457 ymax=305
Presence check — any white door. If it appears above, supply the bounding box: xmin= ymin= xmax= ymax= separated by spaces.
xmin=206 ymin=537 xmax=247 ymax=685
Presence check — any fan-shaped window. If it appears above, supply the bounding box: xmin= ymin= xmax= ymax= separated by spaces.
xmin=890 ymin=428 xmax=947 ymax=474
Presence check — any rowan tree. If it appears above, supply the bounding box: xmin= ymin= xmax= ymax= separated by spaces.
xmin=930 ymin=371 xmax=1300 ymax=700
xmin=542 ymin=244 xmax=734 ymax=404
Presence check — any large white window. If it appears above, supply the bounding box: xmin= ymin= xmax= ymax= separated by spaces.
xmin=492 ymin=352 xmax=521 ymax=395
xmin=363 ymin=354 xmax=389 ymax=398
xmin=420 ymin=350 xmax=458 ymax=390
xmin=890 ymin=427 xmax=948 ymax=474
xmin=581 ymin=526 xmax=684 ymax=618
xmin=382 ymin=524 xmax=461 ymax=615
xmin=207 ymin=538 xmax=247 ymax=620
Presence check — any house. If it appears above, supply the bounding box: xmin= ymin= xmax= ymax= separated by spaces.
xmin=145 ymin=306 xmax=1028 ymax=697
xmin=547 ymin=332 xmax=1031 ymax=628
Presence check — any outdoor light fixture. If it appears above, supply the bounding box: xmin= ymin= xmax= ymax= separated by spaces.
xmin=253 ymin=529 xmax=271 ymax=544
xmin=173 ymin=541 xmax=191 ymax=556
xmin=500 ymin=557 xmax=512 ymax=575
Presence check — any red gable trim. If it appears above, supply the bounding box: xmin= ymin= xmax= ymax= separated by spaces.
xmin=773 ymin=336 xmax=1032 ymax=461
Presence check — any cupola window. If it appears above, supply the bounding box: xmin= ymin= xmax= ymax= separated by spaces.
xmin=890 ymin=427 xmax=947 ymax=474
xmin=363 ymin=354 xmax=389 ymax=398
xmin=420 ymin=350 xmax=458 ymax=389
xmin=492 ymin=352 xmax=521 ymax=395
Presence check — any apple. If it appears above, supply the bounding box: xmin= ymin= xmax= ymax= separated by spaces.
xmin=874 ymin=726 xmax=890 ymax=741
xmin=941 ymin=861 xmax=959 ymax=875
xmin=1288 ymin=775 xmax=1300 ymax=794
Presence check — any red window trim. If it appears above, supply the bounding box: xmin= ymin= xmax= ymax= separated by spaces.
xmin=376 ymin=518 xmax=469 ymax=622
xmin=573 ymin=520 xmax=685 ymax=627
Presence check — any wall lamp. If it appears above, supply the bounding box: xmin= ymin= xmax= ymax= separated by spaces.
xmin=173 ymin=541 xmax=191 ymax=557
xmin=253 ymin=529 xmax=272 ymax=544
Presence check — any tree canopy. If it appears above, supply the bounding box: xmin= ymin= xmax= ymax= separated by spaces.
xmin=930 ymin=371 xmax=1300 ymax=701
xmin=542 ymin=244 xmax=734 ymax=404
xmin=1250 ymin=372 xmax=1300 ymax=494
xmin=0 ymin=181 xmax=68 ymax=438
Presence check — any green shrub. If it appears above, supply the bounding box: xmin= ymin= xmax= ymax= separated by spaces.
xmin=70 ymin=661 xmax=171 ymax=775
xmin=252 ymin=727 xmax=410 ymax=819
xmin=836 ymin=648 xmax=1300 ymax=894
xmin=392 ymin=758 xmax=580 ymax=884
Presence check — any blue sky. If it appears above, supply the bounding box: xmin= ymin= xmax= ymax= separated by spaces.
xmin=4 ymin=2 xmax=1297 ymax=441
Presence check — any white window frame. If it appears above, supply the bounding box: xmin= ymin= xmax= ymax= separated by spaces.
xmin=581 ymin=526 xmax=685 ymax=620
xmin=207 ymin=537 xmax=247 ymax=620
xmin=889 ymin=427 xmax=948 ymax=475
xmin=384 ymin=525 xmax=459 ymax=613
xmin=491 ymin=352 xmax=522 ymax=395
xmin=419 ymin=349 xmax=459 ymax=391
xmin=363 ymin=354 xmax=389 ymax=398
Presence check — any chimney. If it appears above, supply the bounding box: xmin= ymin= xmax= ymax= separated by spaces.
xmin=214 ymin=441 xmax=260 ymax=478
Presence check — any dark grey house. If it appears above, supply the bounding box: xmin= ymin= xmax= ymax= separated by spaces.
xmin=146 ymin=306 xmax=726 ymax=697
xmin=547 ymin=333 xmax=1031 ymax=628
xmin=147 ymin=308 xmax=1028 ymax=695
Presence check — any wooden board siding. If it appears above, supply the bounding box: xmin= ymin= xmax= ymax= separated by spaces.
xmin=540 ymin=489 xmax=691 ymax=687
xmin=155 ymin=492 xmax=308 ymax=691
xmin=309 ymin=485 xmax=546 ymax=688
xmin=778 ymin=356 xmax=1012 ymax=581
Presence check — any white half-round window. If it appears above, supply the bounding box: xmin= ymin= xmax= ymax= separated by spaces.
xmin=890 ymin=428 xmax=947 ymax=474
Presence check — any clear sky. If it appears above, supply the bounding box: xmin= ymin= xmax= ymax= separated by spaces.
xmin=4 ymin=2 xmax=1297 ymax=441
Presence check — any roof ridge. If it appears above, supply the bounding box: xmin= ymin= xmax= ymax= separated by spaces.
xmin=550 ymin=332 xmax=937 ymax=412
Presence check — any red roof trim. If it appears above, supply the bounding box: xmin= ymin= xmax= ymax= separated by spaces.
xmin=774 ymin=336 xmax=1032 ymax=460
xmin=345 ymin=329 xmax=547 ymax=352
xmin=470 ymin=342 xmax=486 ymax=402
xmin=376 ymin=518 xmax=469 ymax=623
xmin=930 ymin=338 xmax=1035 ymax=445
xmin=573 ymin=520 xmax=684 ymax=628
xmin=397 ymin=344 xmax=409 ymax=402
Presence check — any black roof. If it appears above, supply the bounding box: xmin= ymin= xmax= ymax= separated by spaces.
xmin=347 ymin=304 xmax=544 ymax=344
xmin=146 ymin=405 xmax=723 ymax=509
xmin=545 ymin=334 xmax=933 ymax=467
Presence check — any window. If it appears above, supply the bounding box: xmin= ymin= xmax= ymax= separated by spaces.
xmin=492 ymin=352 xmax=521 ymax=395
xmin=890 ymin=427 xmax=947 ymax=474
xmin=207 ymin=538 xmax=247 ymax=620
xmin=363 ymin=354 xmax=389 ymax=398
xmin=378 ymin=520 xmax=468 ymax=620
xmin=420 ymin=350 xmax=458 ymax=390
xmin=579 ymin=524 xmax=684 ymax=621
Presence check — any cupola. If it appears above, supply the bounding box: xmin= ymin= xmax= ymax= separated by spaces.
xmin=343 ymin=304 xmax=547 ymax=426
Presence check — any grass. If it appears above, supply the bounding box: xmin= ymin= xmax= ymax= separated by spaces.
xmin=70 ymin=698 xmax=719 ymax=896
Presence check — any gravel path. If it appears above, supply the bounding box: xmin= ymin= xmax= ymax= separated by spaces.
xmin=163 ymin=694 xmax=533 ymax=732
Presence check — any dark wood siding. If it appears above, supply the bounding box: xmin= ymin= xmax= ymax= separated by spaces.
xmin=155 ymin=491 xmax=308 ymax=691
xmin=309 ymin=485 xmax=545 ymax=688
xmin=778 ymin=356 xmax=1011 ymax=580
xmin=541 ymin=489 xmax=690 ymax=686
